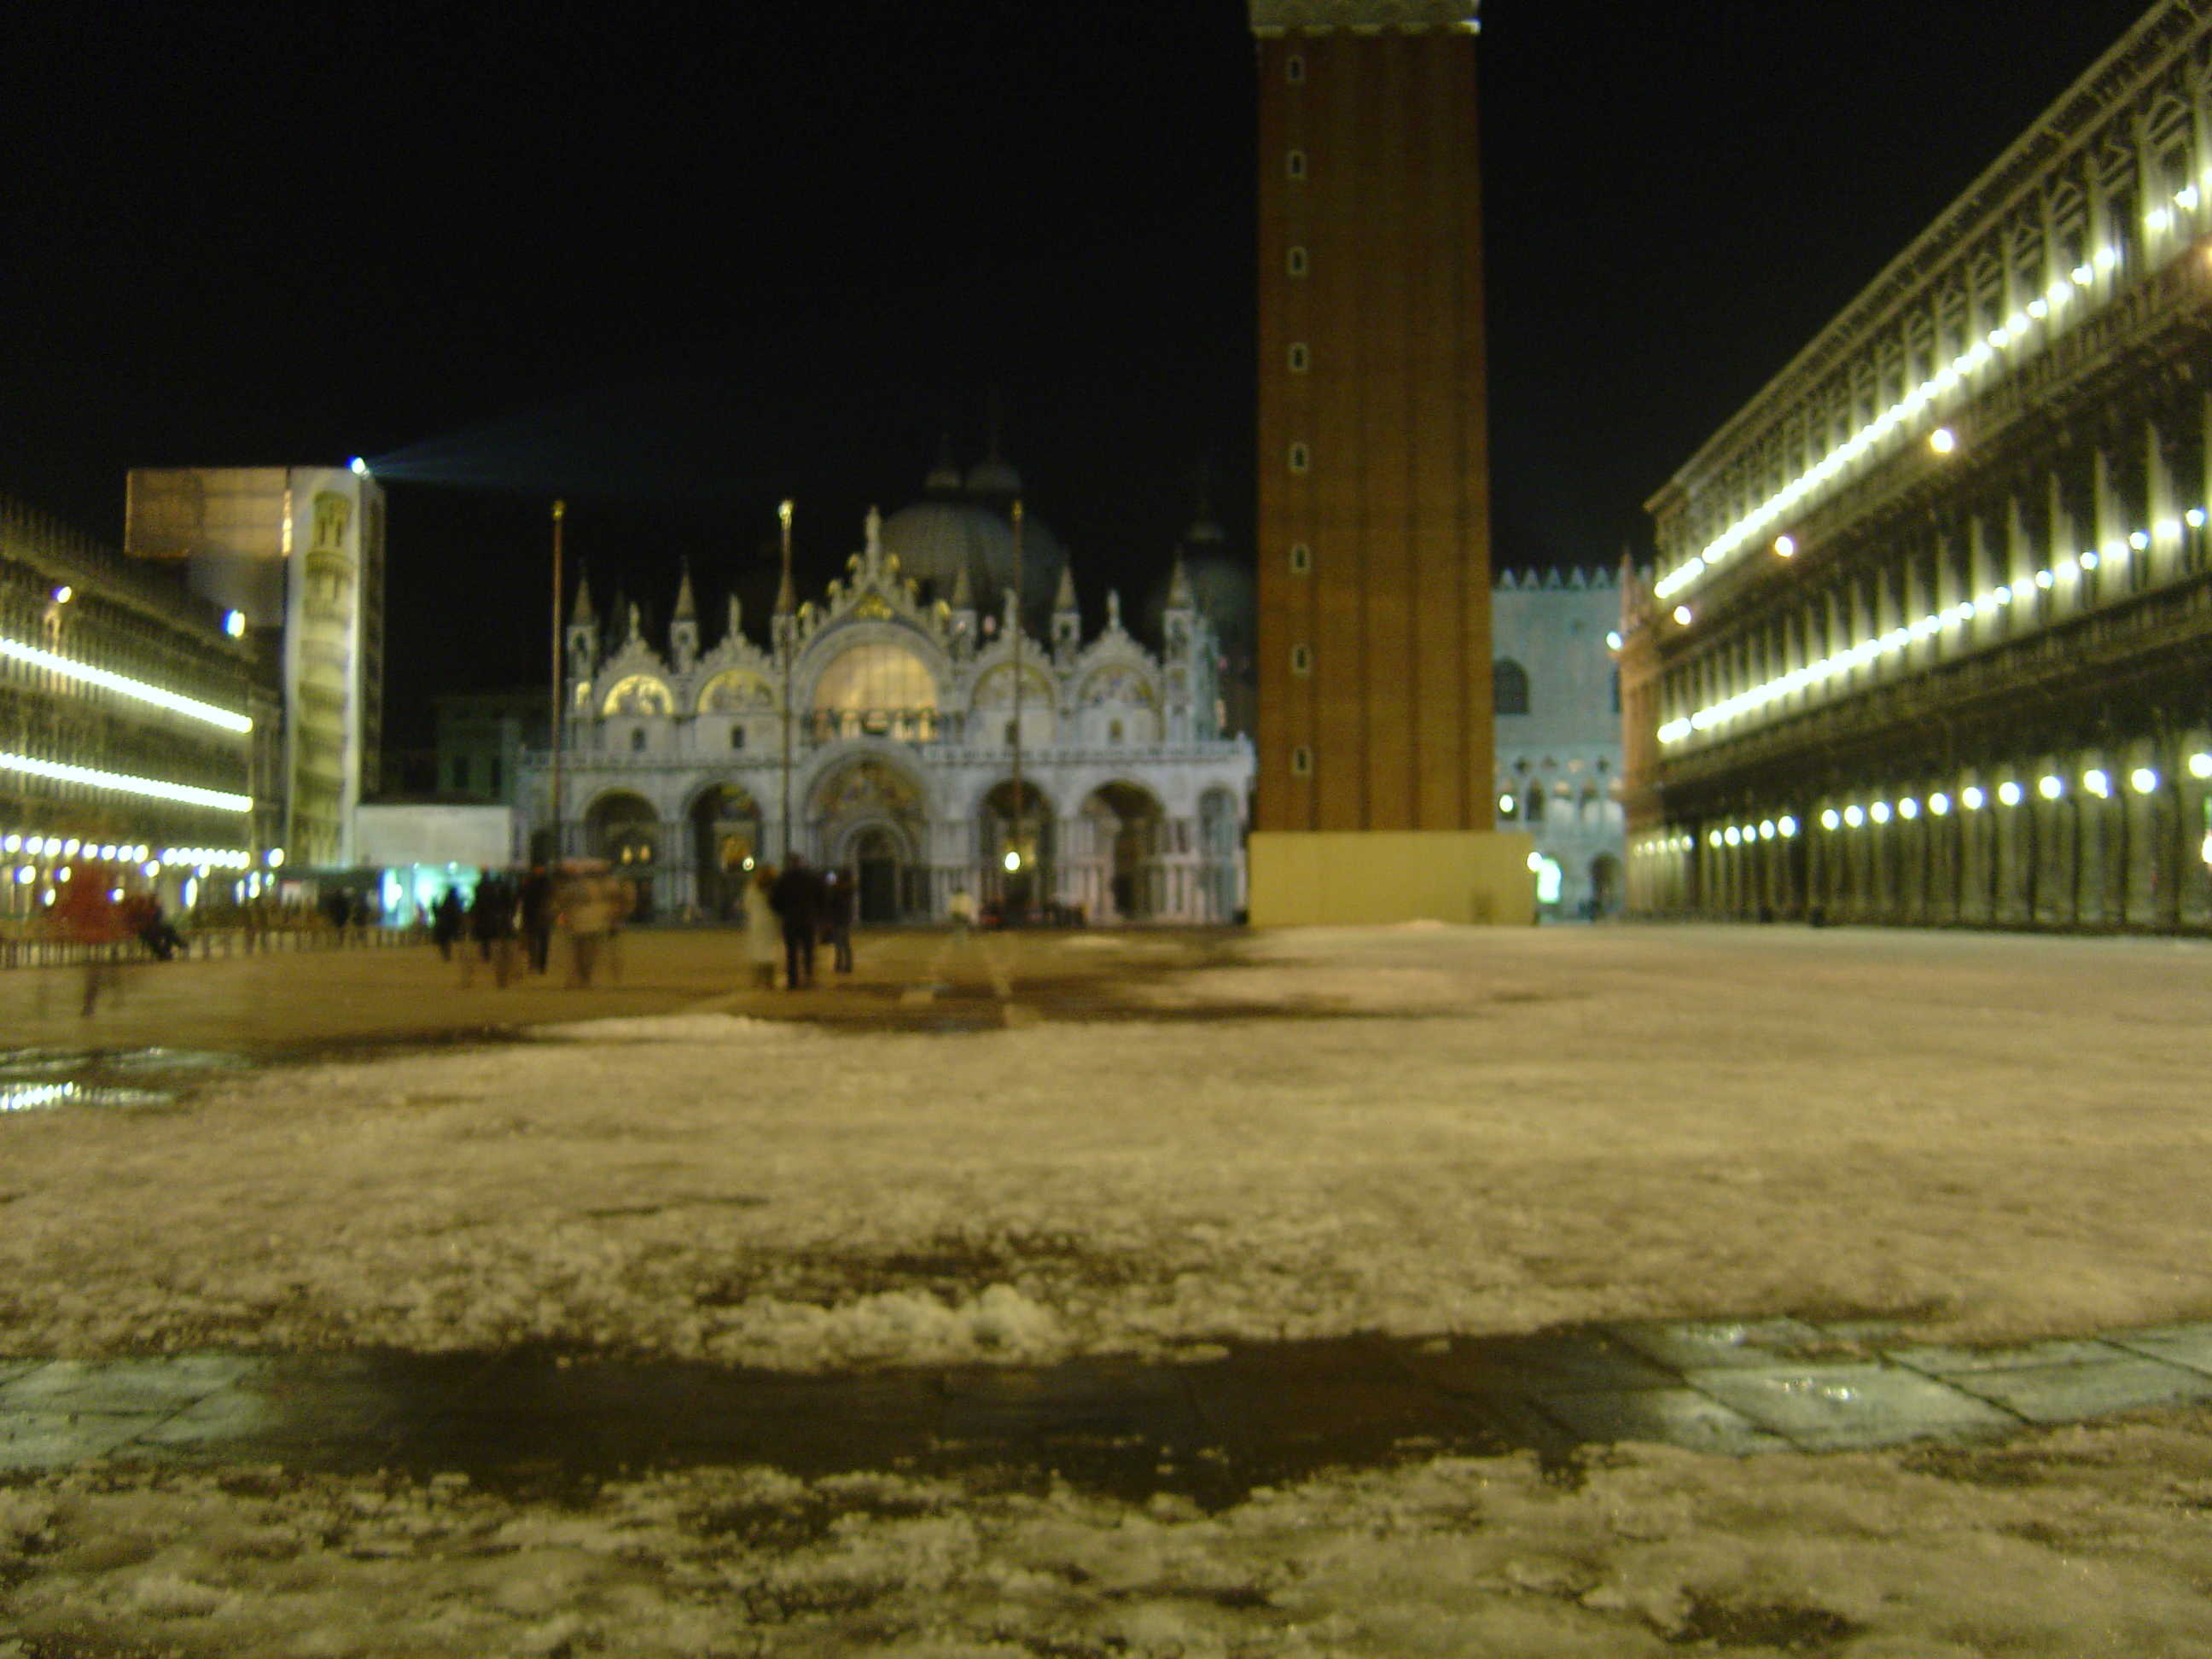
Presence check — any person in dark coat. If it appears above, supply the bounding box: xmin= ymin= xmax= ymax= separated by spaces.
xmin=431 ymin=887 xmax=464 ymax=961
xmin=769 ymin=854 xmax=821 ymax=990
xmin=822 ymin=865 xmax=855 ymax=974
xmin=465 ymin=872 xmax=516 ymax=987
xmin=518 ymin=865 xmax=555 ymax=975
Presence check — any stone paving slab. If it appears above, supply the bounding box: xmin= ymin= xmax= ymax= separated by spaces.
xmin=2108 ymin=1323 xmax=2212 ymax=1376
xmin=4 ymin=1318 xmax=2211 ymax=1494
xmin=0 ymin=1353 xmax=254 ymax=1414
xmin=0 ymin=1408 xmax=177 ymax=1470
xmin=1608 ymin=1318 xmax=1834 ymax=1372
xmin=1884 ymin=1339 xmax=2132 ymax=1374
xmin=1684 ymin=1363 xmax=2020 ymax=1451
xmin=1937 ymin=1355 xmax=2212 ymax=1423
xmin=1538 ymin=1388 xmax=1790 ymax=1457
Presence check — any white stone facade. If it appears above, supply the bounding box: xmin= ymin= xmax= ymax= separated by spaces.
xmin=525 ymin=510 xmax=1254 ymax=925
xmin=1491 ymin=567 xmax=1627 ymax=917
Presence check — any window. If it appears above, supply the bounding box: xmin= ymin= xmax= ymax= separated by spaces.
xmin=630 ymin=728 xmax=648 ymax=753
xmin=1289 ymin=543 xmax=1311 ymax=575
xmin=1287 ymin=244 xmax=1308 ymax=276
xmin=1493 ymin=658 xmax=1530 ymax=715
xmin=1285 ymin=52 xmax=1305 ymax=84
xmin=1610 ymin=667 xmax=1621 ymax=714
xmin=729 ymin=725 xmax=746 ymax=750
xmin=1290 ymin=745 xmax=1313 ymax=777
xmin=1289 ymin=441 xmax=1310 ymax=474
xmin=1286 ymin=148 xmax=1307 ymax=180
xmin=1290 ymin=643 xmax=1312 ymax=676
xmin=1288 ymin=341 xmax=1309 ymax=373
xmin=1108 ymin=719 xmax=1123 ymax=744
xmin=1004 ymin=720 xmax=1018 ymax=746
xmin=812 ymin=642 xmax=938 ymax=716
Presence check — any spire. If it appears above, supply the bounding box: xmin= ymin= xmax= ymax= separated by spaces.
xmin=568 ymin=568 xmax=596 ymax=628
xmin=925 ymin=429 xmax=962 ymax=495
xmin=672 ymin=562 xmax=697 ymax=621
xmin=1166 ymin=555 xmax=1193 ymax=611
xmin=1053 ymin=561 xmax=1078 ymax=614
xmin=725 ymin=591 xmax=743 ymax=642
xmin=950 ymin=558 xmax=973 ymax=610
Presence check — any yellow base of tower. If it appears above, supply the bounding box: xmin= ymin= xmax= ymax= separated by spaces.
xmin=1247 ymin=830 xmax=1538 ymax=927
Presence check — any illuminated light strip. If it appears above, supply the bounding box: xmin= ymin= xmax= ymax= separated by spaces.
xmin=1656 ymin=182 xmax=2211 ymax=606
xmin=0 ymin=635 xmax=253 ymax=733
xmin=0 ymin=752 xmax=250 ymax=812
xmin=1658 ymin=512 xmax=2202 ymax=747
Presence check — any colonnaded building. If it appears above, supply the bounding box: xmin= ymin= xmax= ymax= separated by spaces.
xmin=1622 ymin=0 xmax=2212 ymax=930
xmin=528 ymin=505 xmax=1253 ymax=925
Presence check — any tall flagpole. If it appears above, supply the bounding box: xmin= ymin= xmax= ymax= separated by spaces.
xmin=550 ymin=498 xmax=565 ymax=864
xmin=1009 ymin=498 xmax=1024 ymax=917
xmin=777 ymin=499 xmax=795 ymax=861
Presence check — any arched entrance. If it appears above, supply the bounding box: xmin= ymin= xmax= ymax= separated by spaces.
xmin=812 ymin=756 xmax=928 ymax=921
xmin=585 ymin=791 xmax=660 ymax=921
xmin=1589 ymin=852 xmax=1621 ymax=917
xmin=1086 ymin=782 xmax=1165 ymax=921
xmin=981 ymin=778 xmax=1055 ymax=921
xmin=847 ymin=824 xmax=908 ymax=923
xmin=690 ymin=784 xmax=761 ymax=920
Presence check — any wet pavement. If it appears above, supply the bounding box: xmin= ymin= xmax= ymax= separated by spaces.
xmin=7 ymin=1316 xmax=2212 ymax=1503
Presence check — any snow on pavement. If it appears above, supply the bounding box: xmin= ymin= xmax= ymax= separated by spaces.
xmin=8 ymin=1407 xmax=2212 ymax=1656
xmin=2 ymin=926 xmax=2210 ymax=1370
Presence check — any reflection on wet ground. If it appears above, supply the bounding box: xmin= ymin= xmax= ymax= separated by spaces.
xmin=0 ymin=1045 xmax=245 ymax=1112
xmin=7 ymin=1318 xmax=2212 ymax=1503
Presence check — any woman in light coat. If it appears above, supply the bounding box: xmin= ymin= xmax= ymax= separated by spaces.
xmin=743 ymin=865 xmax=780 ymax=989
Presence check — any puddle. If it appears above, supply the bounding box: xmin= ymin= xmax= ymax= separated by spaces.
xmin=0 ymin=1080 xmax=175 ymax=1111
xmin=0 ymin=1045 xmax=242 ymax=1112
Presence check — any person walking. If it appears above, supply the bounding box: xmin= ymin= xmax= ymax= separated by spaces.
xmin=823 ymin=865 xmax=855 ymax=975
xmin=52 ymin=861 xmax=126 ymax=1015
xmin=558 ymin=867 xmax=618 ymax=987
xmin=947 ymin=887 xmax=975 ymax=934
xmin=743 ymin=864 xmax=781 ymax=989
xmin=769 ymin=853 xmax=821 ymax=990
xmin=464 ymin=872 xmax=516 ymax=987
xmin=431 ymin=886 xmax=464 ymax=962
xmin=518 ymin=865 xmax=555 ymax=975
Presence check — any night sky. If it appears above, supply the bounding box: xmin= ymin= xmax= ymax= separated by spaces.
xmin=7 ymin=0 xmax=2155 ymax=755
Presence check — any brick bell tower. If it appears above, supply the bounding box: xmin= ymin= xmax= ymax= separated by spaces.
xmin=1248 ymin=0 xmax=1525 ymax=924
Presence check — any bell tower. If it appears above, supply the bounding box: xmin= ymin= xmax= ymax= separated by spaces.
xmin=1248 ymin=0 xmax=1526 ymax=923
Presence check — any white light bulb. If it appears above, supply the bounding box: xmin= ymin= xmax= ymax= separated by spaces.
xmin=1930 ymin=793 xmax=1951 ymax=815
xmin=2189 ymin=509 xmax=2206 ymax=528
xmin=2130 ymin=767 xmax=2158 ymax=795
xmin=2039 ymin=775 xmax=2063 ymax=800
xmin=1929 ymin=428 xmax=1956 ymax=454
xmin=1673 ymin=605 xmax=1692 ymax=626
xmin=1773 ymin=534 xmax=1795 ymax=557
xmin=1997 ymin=782 xmax=2022 ymax=806
xmin=2190 ymin=754 xmax=2212 ymax=779
xmin=1778 ymin=815 xmax=1798 ymax=837
xmin=2083 ymin=769 xmax=2110 ymax=798
xmin=1899 ymin=798 xmax=1919 ymax=820
xmin=1820 ymin=809 xmax=1840 ymax=830
xmin=1963 ymin=786 xmax=1986 ymax=810
xmin=1844 ymin=806 xmax=1865 ymax=827
xmin=1871 ymin=802 xmax=1892 ymax=824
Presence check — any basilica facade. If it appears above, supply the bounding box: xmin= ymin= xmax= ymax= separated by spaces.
xmin=528 ymin=508 xmax=1253 ymax=926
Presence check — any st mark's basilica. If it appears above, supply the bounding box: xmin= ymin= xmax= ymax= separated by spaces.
xmin=527 ymin=451 xmax=1254 ymax=925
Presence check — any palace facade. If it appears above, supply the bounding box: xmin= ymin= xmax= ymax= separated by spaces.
xmin=1624 ymin=1 xmax=2212 ymax=931
xmin=529 ymin=508 xmax=1253 ymax=925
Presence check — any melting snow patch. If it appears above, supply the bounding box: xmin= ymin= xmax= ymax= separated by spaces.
xmin=532 ymin=1013 xmax=788 ymax=1045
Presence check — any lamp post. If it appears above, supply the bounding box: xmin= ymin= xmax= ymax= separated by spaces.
xmin=777 ymin=498 xmax=795 ymax=861
xmin=1007 ymin=498 xmax=1027 ymax=917
xmin=549 ymin=498 xmax=565 ymax=866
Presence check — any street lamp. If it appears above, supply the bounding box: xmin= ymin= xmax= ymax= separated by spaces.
xmin=777 ymin=499 xmax=795 ymax=861
xmin=550 ymin=498 xmax=566 ymax=865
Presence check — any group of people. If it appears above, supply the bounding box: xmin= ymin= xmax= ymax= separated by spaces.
xmin=431 ymin=864 xmax=634 ymax=987
xmin=743 ymin=854 xmax=853 ymax=989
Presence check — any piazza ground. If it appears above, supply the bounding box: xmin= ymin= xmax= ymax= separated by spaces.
xmin=6 ymin=921 xmax=2212 ymax=1654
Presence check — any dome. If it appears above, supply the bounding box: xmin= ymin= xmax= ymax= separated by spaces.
xmin=878 ymin=497 xmax=1070 ymax=626
xmin=965 ymin=454 xmax=1023 ymax=498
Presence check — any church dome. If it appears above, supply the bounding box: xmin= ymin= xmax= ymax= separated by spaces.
xmin=965 ymin=454 xmax=1023 ymax=498
xmin=878 ymin=495 xmax=1070 ymax=627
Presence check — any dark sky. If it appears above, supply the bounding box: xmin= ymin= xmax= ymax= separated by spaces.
xmin=6 ymin=0 xmax=2156 ymax=748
